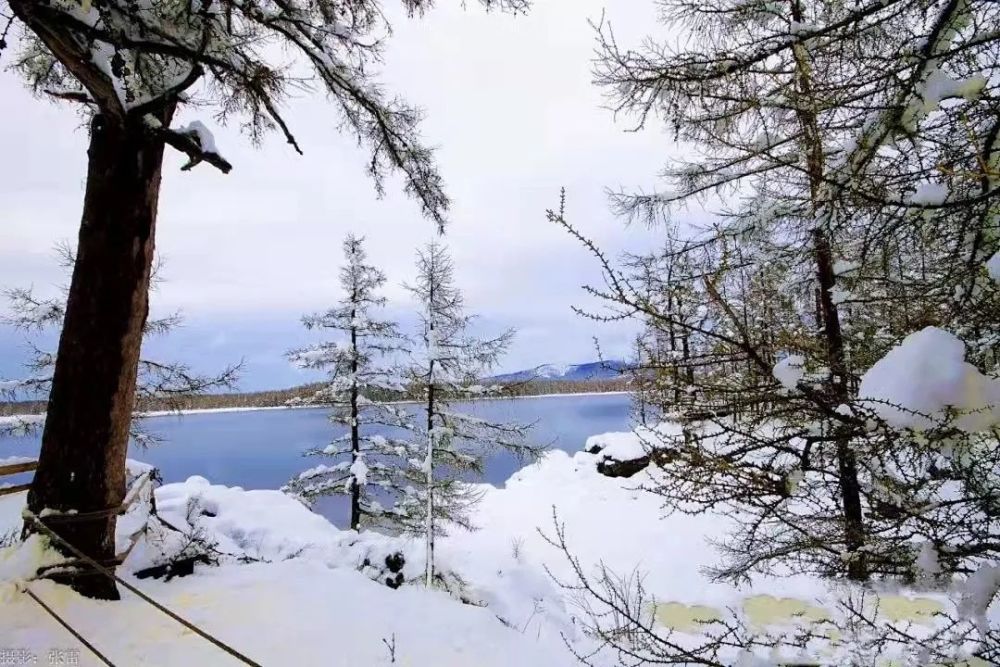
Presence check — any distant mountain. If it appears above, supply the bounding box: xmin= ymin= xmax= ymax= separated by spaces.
xmin=490 ymin=360 xmax=629 ymax=384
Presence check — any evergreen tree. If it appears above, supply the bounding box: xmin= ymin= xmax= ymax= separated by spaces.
xmin=392 ymin=241 xmax=542 ymax=586
xmin=285 ymin=235 xmax=409 ymax=531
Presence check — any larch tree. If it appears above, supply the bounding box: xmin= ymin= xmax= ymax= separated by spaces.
xmin=554 ymin=0 xmax=1000 ymax=587
xmin=544 ymin=0 xmax=1000 ymax=659
xmin=284 ymin=234 xmax=409 ymax=532
xmin=0 ymin=0 xmax=528 ymax=598
xmin=393 ymin=241 xmax=540 ymax=587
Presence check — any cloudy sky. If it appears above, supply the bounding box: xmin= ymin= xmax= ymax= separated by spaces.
xmin=0 ymin=1 xmax=690 ymax=390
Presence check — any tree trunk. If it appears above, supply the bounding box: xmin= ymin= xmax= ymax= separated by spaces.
xmin=789 ymin=0 xmax=868 ymax=581
xmin=349 ymin=307 xmax=361 ymax=531
xmin=814 ymin=230 xmax=868 ymax=582
xmin=25 ymin=108 xmax=174 ymax=599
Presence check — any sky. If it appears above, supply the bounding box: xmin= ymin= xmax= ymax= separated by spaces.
xmin=0 ymin=1 xmax=693 ymax=391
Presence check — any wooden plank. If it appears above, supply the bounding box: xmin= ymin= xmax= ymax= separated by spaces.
xmin=120 ymin=473 xmax=152 ymax=514
xmin=0 ymin=483 xmax=31 ymax=497
xmin=0 ymin=461 xmax=38 ymax=476
xmin=114 ymin=529 xmax=146 ymax=564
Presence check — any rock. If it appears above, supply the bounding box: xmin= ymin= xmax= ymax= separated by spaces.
xmin=595 ymin=448 xmax=677 ymax=479
xmin=596 ymin=454 xmax=651 ymax=478
xmin=135 ymin=554 xmax=214 ymax=581
xmin=385 ymin=552 xmax=405 ymax=574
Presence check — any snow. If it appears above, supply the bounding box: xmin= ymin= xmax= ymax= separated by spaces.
xmin=0 ymin=425 xmax=983 ymax=665
xmin=0 ymin=379 xmax=28 ymax=392
xmin=829 ymin=286 xmax=852 ymax=304
xmin=916 ymin=541 xmax=941 ymax=582
xmin=960 ymin=564 xmax=1000 ymax=635
xmin=535 ymin=363 xmax=573 ymax=378
xmin=0 ymin=534 xmax=63 ymax=585
xmin=350 ymin=456 xmax=369 ymax=486
xmin=584 ymin=422 xmax=682 ymax=460
xmin=987 ymin=251 xmax=1000 ymax=283
xmin=833 ymin=259 xmax=860 ymax=276
xmin=2 ymin=557 xmax=573 ymax=666
xmin=773 ymin=354 xmax=806 ymax=391
xmin=176 ymin=120 xmax=222 ymax=157
xmin=908 ymin=181 xmax=950 ymax=205
xmin=920 ymin=68 xmax=987 ymax=112
xmin=857 ymin=326 xmax=1000 ymax=432
xmin=788 ymin=20 xmax=817 ymax=35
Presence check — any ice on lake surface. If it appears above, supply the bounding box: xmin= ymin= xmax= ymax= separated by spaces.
xmin=2 ymin=393 xmax=631 ymax=528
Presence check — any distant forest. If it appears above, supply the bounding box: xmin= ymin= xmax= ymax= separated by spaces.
xmin=0 ymin=378 xmax=628 ymax=417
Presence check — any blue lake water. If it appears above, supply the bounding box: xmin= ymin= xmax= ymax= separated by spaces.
xmin=2 ymin=393 xmax=633 ymax=527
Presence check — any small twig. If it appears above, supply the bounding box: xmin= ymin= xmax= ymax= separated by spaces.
xmin=381 ymin=634 xmax=397 ymax=663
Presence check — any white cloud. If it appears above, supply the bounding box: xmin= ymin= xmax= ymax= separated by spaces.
xmin=0 ymin=1 xmax=696 ymax=382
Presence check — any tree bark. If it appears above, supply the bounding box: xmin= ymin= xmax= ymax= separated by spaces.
xmin=814 ymin=230 xmax=868 ymax=581
xmin=349 ymin=305 xmax=361 ymax=531
xmin=25 ymin=108 xmax=174 ymax=599
xmin=790 ymin=0 xmax=868 ymax=581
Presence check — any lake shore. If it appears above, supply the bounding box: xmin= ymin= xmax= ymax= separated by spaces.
xmin=2 ymin=390 xmax=633 ymax=423
xmin=142 ymin=390 xmax=632 ymax=418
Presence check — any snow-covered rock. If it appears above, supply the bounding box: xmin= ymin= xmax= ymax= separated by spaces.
xmin=584 ymin=423 xmax=682 ymax=477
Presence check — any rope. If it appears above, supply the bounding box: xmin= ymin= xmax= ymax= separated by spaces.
xmin=25 ymin=511 xmax=263 ymax=667
xmin=40 ymin=471 xmax=155 ymax=524
xmin=22 ymin=586 xmax=116 ymax=667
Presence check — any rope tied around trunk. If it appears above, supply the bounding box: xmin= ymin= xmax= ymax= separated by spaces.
xmin=32 ymin=470 xmax=156 ymax=523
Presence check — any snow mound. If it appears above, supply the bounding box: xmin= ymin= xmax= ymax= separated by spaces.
xmin=584 ymin=422 xmax=681 ymax=460
xmin=135 ymin=475 xmax=427 ymax=586
xmin=857 ymin=326 xmax=1000 ymax=432
xmin=987 ymin=252 xmax=1000 ymax=283
xmin=0 ymin=476 xmax=572 ymax=665
xmin=773 ymin=354 xmax=806 ymax=391
xmin=2 ymin=439 xmax=987 ymax=665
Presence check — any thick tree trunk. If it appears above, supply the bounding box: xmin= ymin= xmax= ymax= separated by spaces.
xmin=25 ymin=108 xmax=174 ymax=599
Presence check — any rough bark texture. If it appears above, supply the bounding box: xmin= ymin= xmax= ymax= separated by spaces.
xmin=25 ymin=108 xmax=174 ymax=599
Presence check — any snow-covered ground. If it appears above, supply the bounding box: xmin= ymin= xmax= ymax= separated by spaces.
xmin=0 ymin=427 xmax=982 ymax=666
